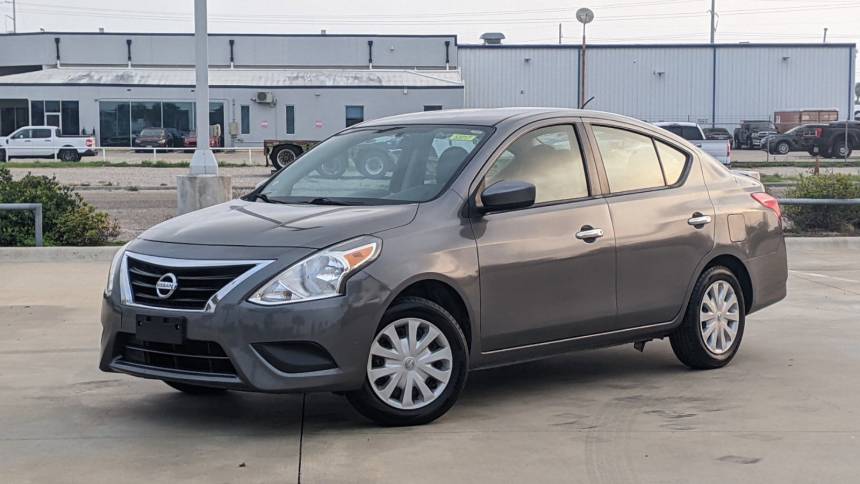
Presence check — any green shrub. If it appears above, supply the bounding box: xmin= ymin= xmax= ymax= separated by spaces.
xmin=0 ymin=165 xmax=119 ymax=246
xmin=783 ymin=174 xmax=860 ymax=233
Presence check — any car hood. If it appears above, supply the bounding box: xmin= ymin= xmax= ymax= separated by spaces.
xmin=140 ymin=199 xmax=418 ymax=248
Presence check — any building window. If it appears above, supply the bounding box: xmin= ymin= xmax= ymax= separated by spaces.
xmin=240 ymin=105 xmax=250 ymax=135
xmin=345 ymin=105 xmax=364 ymax=127
xmin=30 ymin=100 xmax=44 ymax=126
xmin=61 ymin=101 xmax=80 ymax=135
xmin=162 ymin=102 xmax=193 ymax=135
xmin=424 ymin=105 xmax=443 ymax=111
xmin=285 ymin=105 xmax=295 ymax=134
xmin=98 ymin=100 xmax=223 ymax=148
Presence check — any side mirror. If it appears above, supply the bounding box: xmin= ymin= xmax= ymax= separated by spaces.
xmin=479 ymin=180 xmax=536 ymax=213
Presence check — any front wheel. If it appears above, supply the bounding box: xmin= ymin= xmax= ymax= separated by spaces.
xmin=346 ymin=297 xmax=468 ymax=426
xmin=0 ymin=149 xmax=6 ymax=162
xmin=670 ymin=266 xmax=746 ymax=369
xmin=775 ymin=141 xmax=791 ymax=155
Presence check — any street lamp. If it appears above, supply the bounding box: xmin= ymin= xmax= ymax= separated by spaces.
xmin=576 ymin=8 xmax=594 ymax=109
xmin=176 ymin=0 xmax=232 ymax=215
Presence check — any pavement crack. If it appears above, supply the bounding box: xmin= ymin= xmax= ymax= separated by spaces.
xmin=297 ymin=393 xmax=307 ymax=484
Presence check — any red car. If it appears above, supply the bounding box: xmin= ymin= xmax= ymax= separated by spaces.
xmin=182 ymin=131 xmax=222 ymax=151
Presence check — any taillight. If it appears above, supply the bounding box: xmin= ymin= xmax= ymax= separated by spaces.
xmin=752 ymin=192 xmax=781 ymax=219
xmin=86 ymin=138 xmax=94 ymax=147
xmin=814 ymin=128 xmax=823 ymax=138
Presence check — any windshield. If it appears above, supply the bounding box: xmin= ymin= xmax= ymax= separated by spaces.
xmin=257 ymin=125 xmax=492 ymax=205
xmin=139 ymin=129 xmax=165 ymax=137
xmin=748 ymin=122 xmax=774 ymax=131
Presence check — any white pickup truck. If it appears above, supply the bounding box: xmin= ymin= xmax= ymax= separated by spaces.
xmin=654 ymin=122 xmax=732 ymax=166
xmin=0 ymin=126 xmax=97 ymax=162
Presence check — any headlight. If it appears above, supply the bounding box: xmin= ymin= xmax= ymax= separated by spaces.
xmin=104 ymin=242 xmax=130 ymax=297
xmin=248 ymin=236 xmax=381 ymax=305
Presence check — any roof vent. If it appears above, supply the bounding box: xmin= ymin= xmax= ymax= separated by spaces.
xmin=480 ymin=32 xmax=506 ymax=45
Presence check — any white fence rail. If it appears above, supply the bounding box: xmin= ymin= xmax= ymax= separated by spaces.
xmin=1 ymin=146 xmax=268 ymax=165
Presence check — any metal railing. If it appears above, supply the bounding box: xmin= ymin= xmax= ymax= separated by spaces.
xmin=1 ymin=146 xmax=267 ymax=165
xmin=779 ymin=198 xmax=860 ymax=206
xmin=0 ymin=203 xmax=43 ymax=246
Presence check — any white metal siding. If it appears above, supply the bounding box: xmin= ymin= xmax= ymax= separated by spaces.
xmin=715 ymin=47 xmax=853 ymax=126
xmin=585 ymin=47 xmax=713 ymax=124
xmin=459 ymin=47 xmax=578 ymax=108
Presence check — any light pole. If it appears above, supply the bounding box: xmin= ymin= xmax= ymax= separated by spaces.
xmin=710 ymin=0 xmax=716 ymax=44
xmin=176 ymin=0 xmax=231 ymax=215
xmin=576 ymin=8 xmax=594 ymax=109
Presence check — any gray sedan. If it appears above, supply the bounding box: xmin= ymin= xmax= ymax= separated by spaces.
xmin=100 ymin=108 xmax=787 ymax=426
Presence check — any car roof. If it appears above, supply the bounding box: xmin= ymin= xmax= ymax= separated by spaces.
xmin=357 ymin=107 xmax=665 ymax=131
xmin=654 ymin=121 xmax=699 ymax=127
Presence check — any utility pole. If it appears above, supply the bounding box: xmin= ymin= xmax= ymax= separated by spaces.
xmin=710 ymin=0 xmax=716 ymax=44
xmin=11 ymin=0 xmax=15 ymax=33
xmin=822 ymin=27 xmax=828 ymax=43
xmin=558 ymin=23 xmax=562 ymax=45
xmin=576 ymin=8 xmax=594 ymax=109
xmin=176 ymin=0 xmax=232 ymax=215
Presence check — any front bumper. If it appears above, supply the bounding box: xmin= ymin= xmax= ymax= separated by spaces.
xmin=99 ymin=248 xmax=391 ymax=393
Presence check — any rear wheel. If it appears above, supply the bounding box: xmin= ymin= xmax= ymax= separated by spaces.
xmin=346 ymin=297 xmax=468 ymax=426
xmin=355 ymin=149 xmax=392 ymax=179
xmin=270 ymin=145 xmax=302 ymax=170
xmin=831 ymin=140 xmax=852 ymax=159
xmin=164 ymin=381 xmax=229 ymax=395
xmin=59 ymin=149 xmax=80 ymax=162
xmin=0 ymin=149 xmax=6 ymax=162
xmin=670 ymin=266 xmax=745 ymax=369
xmin=315 ymin=155 xmax=348 ymax=178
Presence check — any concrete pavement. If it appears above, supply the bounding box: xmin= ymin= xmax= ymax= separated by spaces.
xmin=1 ymin=241 xmax=858 ymax=483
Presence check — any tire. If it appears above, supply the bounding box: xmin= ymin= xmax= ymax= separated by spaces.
xmin=346 ymin=296 xmax=469 ymax=426
xmin=0 ymin=149 xmax=6 ymax=162
xmin=670 ymin=266 xmax=746 ymax=370
xmin=59 ymin=149 xmax=80 ymax=162
xmin=775 ymin=141 xmax=790 ymax=155
xmin=830 ymin=141 xmax=852 ymax=159
xmin=270 ymin=145 xmax=302 ymax=170
xmin=315 ymin=155 xmax=348 ymax=178
xmin=354 ymin=149 xmax=392 ymax=179
xmin=164 ymin=381 xmax=229 ymax=395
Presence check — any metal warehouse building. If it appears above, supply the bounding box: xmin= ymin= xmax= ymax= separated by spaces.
xmin=0 ymin=32 xmax=855 ymax=147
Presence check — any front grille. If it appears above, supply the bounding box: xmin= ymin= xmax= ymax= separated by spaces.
xmin=126 ymin=256 xmax=254 ymax=310
xmin=115 ymin=333 xmax=237 ymax=376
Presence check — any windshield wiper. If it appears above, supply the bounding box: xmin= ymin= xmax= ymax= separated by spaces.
xmin=302 ymin=197 xmax=356 ymax=206
xmin=248 ymin=193 xmax=286 ymax=204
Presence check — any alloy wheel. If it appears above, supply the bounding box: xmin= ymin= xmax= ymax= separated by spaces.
xmin=700 ymin=281 xmax=740 ymax=355
xmin=275 ymin=148 xmax=296 ymax=169
xmin=367 ymin=318 xmax=453 ymax=410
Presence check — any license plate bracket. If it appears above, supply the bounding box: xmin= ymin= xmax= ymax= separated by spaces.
xmin=135 ymin=315 xmax=186 ymax=344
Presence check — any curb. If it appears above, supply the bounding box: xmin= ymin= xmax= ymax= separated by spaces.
xmin=785 ymin=236 xmax=860 ymax=249
xmin=0 ymin=246 xmax=120 ymax=262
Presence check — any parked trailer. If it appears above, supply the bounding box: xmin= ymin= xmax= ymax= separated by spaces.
xmin=774 ymin=109 xmax=839 ymax=133
xmin=263 ymin=139 xmax=319 ymax=170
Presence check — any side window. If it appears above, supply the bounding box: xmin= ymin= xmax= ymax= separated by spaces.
xmin=285 ymin=105 xmax=295 ymax=135
xmin=592 ymin=126 xmax=665 ymax=193
xmin=240 ymin=105 xmax=250 ymax=135
xmin=655 ymin=140 xmax=688 ymax=185
xmin=32 ymin=129 xmax=52 ymax=139
xmin=484 ymin=125 xmax=589 ymax=204
xmin=12 ymin=129 xmax=31 ymax=140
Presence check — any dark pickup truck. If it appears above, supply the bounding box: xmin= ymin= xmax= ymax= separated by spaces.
xmin=761 ymin=124 xmax=827 ymax=155
xmin=733 ymin=120 xmax=777 ymax=149
xmin=812 ymin=121 xmax=860 ymax=158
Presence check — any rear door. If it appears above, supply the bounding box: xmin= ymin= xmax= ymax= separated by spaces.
xmin=585 ymin=120 xmax=715 ymax=329
xmin=472 ymin=121 xmax=617 ymax=351
xmin=30 ymin=128 xmax=55 ymax=157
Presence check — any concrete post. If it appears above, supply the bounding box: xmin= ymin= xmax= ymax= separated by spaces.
xmin=177 ymin=0 xmax=231 ymax=215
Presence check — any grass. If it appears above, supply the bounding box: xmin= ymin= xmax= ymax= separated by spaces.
xmin=761 ymin=173 xmax=860 ymax=185
xmin=4 ymin=160 xmax=257 ymax=169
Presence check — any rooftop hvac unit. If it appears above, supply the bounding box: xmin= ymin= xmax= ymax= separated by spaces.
xmin=255 ymin=91 xmax=276 ymax=105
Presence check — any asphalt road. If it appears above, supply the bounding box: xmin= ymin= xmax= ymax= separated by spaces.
xmin=0 ymin=239 xmax=858 ymax=483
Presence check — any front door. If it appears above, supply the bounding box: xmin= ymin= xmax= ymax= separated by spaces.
xmin=588 ymin=122 xmax=715 ymax=329
xmin=472 ymin=123 xmax=617 ymax=351
xmin=6 ymin=128 xmax=33 ymax=157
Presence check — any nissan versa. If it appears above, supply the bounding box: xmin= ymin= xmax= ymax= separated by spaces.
xmin=100 ymin=108 xmax=787 ymax=426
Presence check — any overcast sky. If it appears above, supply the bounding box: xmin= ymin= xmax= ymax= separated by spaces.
xmin=4 ymin=0 xmax=859 ymax=74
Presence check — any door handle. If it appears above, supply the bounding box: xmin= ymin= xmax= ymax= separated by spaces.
xmin=575 ymin=227 xmax=604 ymax=241
xmin=688 ymin=213 xmax=712 ymax=226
